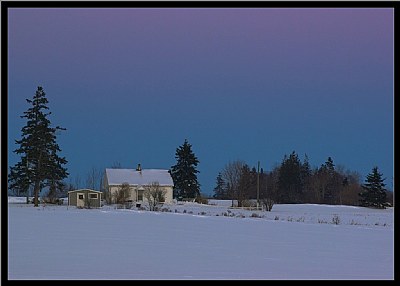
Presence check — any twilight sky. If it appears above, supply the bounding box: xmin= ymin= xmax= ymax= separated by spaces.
xmin=7 ymin=7 xmax=394 ymax=196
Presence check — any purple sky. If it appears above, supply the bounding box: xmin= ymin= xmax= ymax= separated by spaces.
xmin=7 ymin=7 xmax=394 ymax=195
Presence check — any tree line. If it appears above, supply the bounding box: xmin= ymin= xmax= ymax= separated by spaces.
xmin=213 ymin=151 xmax=393 ymax=209
xmin=8 ymin=86 xmax=392 ymax=210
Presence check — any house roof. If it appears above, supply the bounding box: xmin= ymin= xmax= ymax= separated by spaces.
xmin=105 ymin=168 xmax=174 ymax=186
xmin=68 ymin=189 xmax=102 ymax=194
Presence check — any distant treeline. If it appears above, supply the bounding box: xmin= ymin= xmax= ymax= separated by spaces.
xmin=212 ymin=151 xmax=393 ymax=207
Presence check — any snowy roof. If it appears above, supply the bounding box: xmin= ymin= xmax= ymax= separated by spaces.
xmin=105 ymin=168 xmax=174 ymax=186
xmin=68 ymin=189 xmax=102 ymax=194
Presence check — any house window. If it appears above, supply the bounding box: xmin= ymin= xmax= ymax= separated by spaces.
xmin=90 ymin=193 xmax=98 ymax=199
xmin=137 ymin=190 xmax=143 ymax=201
xmin=78 ymin=194 xmax=84 ymax=200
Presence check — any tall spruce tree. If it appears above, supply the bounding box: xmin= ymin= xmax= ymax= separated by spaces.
xmin=8 ymin=86 xmax=68 ymax=206
xmin=170 ymin=139 xmax=200 ymax=199
xmin=277 ymin=151 xmax=302 ymax=203
xmin=300 ymin=154 xmax=312 ymax=197
xmin=359 ymin=166 xmax=387 ymax=209
xmin=322 ymin=157 xmax=339 ymax=204
xmin=213 ymin=172 xmax=227 ymax=199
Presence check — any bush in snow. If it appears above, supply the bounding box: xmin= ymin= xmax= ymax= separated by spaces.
xmin=332 ymin=215 xmax=341 ymax=225
xmin=261 ymin=197 xmax=274 ymax=212
xmin=195 ymin=196 xmax=208 ymax=204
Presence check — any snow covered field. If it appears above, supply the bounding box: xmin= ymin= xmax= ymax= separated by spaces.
xmin=7 ymin=198 xmax=394 ymax=280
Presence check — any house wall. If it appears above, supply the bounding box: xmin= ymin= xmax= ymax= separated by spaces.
xmin=103 ymin=173 xmax=111 ymax=204
xmin=108 ymin=185 xmax=139 ymax=203
xmin=162 ymin=186 xmax=173 ymax=204
xmin=108 ymin=185 xmax=173 ymax=204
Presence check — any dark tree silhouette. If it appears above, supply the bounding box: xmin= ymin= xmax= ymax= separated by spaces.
xmin=170 ymin=139 xmax=201 ymax=199
xmin=359 ymin=166 xmax=388 ymax=209
xmin=8 ymin=86 xmax=68 ymax=206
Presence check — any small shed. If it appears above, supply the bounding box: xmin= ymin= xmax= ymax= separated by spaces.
xmin=68 ymin=189 xmax=102 ymax=208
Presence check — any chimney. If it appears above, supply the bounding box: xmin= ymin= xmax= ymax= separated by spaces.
xmin=136 ymin=163 xmax=142 ymax=172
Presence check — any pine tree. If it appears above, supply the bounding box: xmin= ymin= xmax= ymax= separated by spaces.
xmin=237 ymin=164 xmax=253 ymax=207
xmin=278 ymin=151 xmax=302 ymax=203
xmin=7 ymin=158 xmax=30 ymax=197
xmin=325 ymin=157 xmax=335 ymax=173
xmin=300 ymin=154 xmax=312 ymax=197
xmin=8 ymin=86 xmax=68 ymax=206
xmin=170 ymin=139 xmax=200 ymax=199
xmin=213 ymin=172 xmax=227 ymax=199
xmin=359 ymin=166 xmax=387 ymax=209
xmin=322 ymin=156 xmax=338 ymax=204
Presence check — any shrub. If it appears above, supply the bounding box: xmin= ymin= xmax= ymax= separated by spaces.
xmin=261 ymin=198 xmax=274 ymax=212
xmin=332 ymin=215 xmax=341 ymax=225
xmin=241 ymin=200 xmax=253 ymax=207
xmin=195 ymin=196 xmax=208 ymax=204
xmin=251 ymin=213 xmax=264 ymax=218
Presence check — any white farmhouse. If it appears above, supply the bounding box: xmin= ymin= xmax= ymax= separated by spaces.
xmin=103 ymin=164 xmax=174 ymax=205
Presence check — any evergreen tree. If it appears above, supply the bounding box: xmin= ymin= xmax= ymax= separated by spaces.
xmin=322 ymin=157 xmax=336 ymax=204
xmin=359 ymin=166 xmax=387 ymax=209
xmin=300 ymin=154 xmax=312 ymax=201
xmin=213 ymin=172 xmax=227 ymax=199
xmin=170 ymin=139 xmax=200 ymax=199
xmin=247 ymin=166 xmax=259 ymax=199
xmin=325 ymin=157 xmax=335 ymax=173
xmin=8 ymin=157 xmax=31 ymax=197
xmin=8 ymin=86 xmax=68 ymax=206
xmin=321 ymin=157 xmax=342 ymax=204
xmin=237 ymin=163 xmax=252 ymax=207
xmin=278 ymin=151 xmax=302 ymax=203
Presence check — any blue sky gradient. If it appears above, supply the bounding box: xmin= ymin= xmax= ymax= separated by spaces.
xmin=7 ymin=8 xmax=394 ymax=195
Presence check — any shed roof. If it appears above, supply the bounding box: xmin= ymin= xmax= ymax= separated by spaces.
xmin=105 ymin=168 xmax=174 ymax=186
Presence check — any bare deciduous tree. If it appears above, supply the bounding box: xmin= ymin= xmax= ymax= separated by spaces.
xmin=260 ymin=197 xmax=273 ymax=211
xmin=260 ymin=168 xmax=278 ymax=211
xmin=113 ymin=182 xmax=131 ymax=207
xmin=85 ymin=167 xmax=104 ymax=191
xmin=74 ymin=174 xmax=82 ymax=190
xmin=144 ymin=181 xmax=166 ymax=211
xmin=111 ymin=161 xmax=122 ymax=169
xmin=221 ymin=160 xmax=245 ymax=207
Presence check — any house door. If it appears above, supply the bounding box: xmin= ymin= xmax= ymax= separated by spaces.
xmin=77 ymin=193 xmax=85 ymax=207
